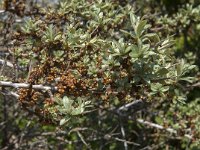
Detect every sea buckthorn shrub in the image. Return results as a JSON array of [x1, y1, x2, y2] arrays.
[[11, 0, 194, 124]]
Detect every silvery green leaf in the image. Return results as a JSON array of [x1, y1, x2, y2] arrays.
[[145, 51, 156, 57], [151, 83, 163, 92], [77, 97, 83, 106], [130, 12, 136, 28], [125, 46, 133, 54], [158, 39, 175, 51], [62, 96, 73, 109], [129, 45, 140, 58], [188, 65, 196, 70], [142, 44, 150, 52], [59, 108, 70, 114], [54, 34, 62, 41], [47, 24, 54, 41], [179, 77, 196, 83], [129, 50, 139, 58], [90, 37, 97, 44], [135, 20, 147, 37], [176, 60, 184, 76], [84, 101, 91, 105], [161, 86, 169, 92], [59, 118, 70, 126], [144, 33, 160, 43], [120, 29, 136, 38], [103, 18, 112, 23], [71, 107, 84, 115]]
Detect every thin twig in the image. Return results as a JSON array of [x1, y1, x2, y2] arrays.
[[77, 131, 91, 149], [137, 119, 193, 139], [117, 99, 144, 112], [120, 119, 128, 150], [25, 60, 33, 83], [7, 91, 19, 98], [113, 137, 140, 146], [189, 82, 200, 88]]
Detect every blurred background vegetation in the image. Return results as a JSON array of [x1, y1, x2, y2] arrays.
[[0, 0, 199, 149]]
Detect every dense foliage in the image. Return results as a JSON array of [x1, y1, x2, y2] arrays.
[[0, 0, 199, 149]]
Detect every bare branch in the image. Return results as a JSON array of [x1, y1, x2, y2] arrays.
[[190, 82, 200, 88], [0, 81, 57, 91], [0, 59, 14, 68], [120, 120, 128, 150], [8, 91, 19, 99], [118, 99, 145, 112], [117, 99, 146, 116], [113, 137, 140, 146], [0, 10, 5, 13], [77, 131, 92, 149], [137, 119, 193, 139]]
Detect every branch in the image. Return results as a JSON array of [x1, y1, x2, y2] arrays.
[[118, 100, 145, 111], [137, 119, 193, 139], [77, 131, 92, 150], [0, 56, 28, 71], [113, 137, 140, 146], [0, 59, 14, 68], [117, 99, 146, 115], [0, 88, 19, 99], [120, 119, 128, 150], [0, 81, 57, 91], [103, 134, 140, 146], [7, 91, 19, 99], [0, 10, 5, 13], [190, 82, 200, 88]]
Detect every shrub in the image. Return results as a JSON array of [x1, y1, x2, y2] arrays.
[[0, 0, 199, 149]]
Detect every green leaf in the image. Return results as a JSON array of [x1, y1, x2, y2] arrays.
[[158, 39, 175, 51], [142, 44, 150, 52], [161, 86, 169, 92], [54, 34, 62, 41], [144, 33, 160, 43], [125, 46, 133, 54], [62, 96, 73, 110], [120, 29, 135, 38], [84, 101, 91, 105], [155, 117, 163, 124], [53, 50, 64, 58], [47, 24, 54, 42], [129, 45, 140, 58], [179, 77, 196, 83], [71, 107, 84, 115], [151, 83, 163, 92], [135, 20, 147, 37], [59, 118, 70, 126], [188, 65, 196, 70], [156, 68, 169, 76], [176, 60, 184, 76], [130, 12, 136, 28], [99, 12, 103, 19]]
